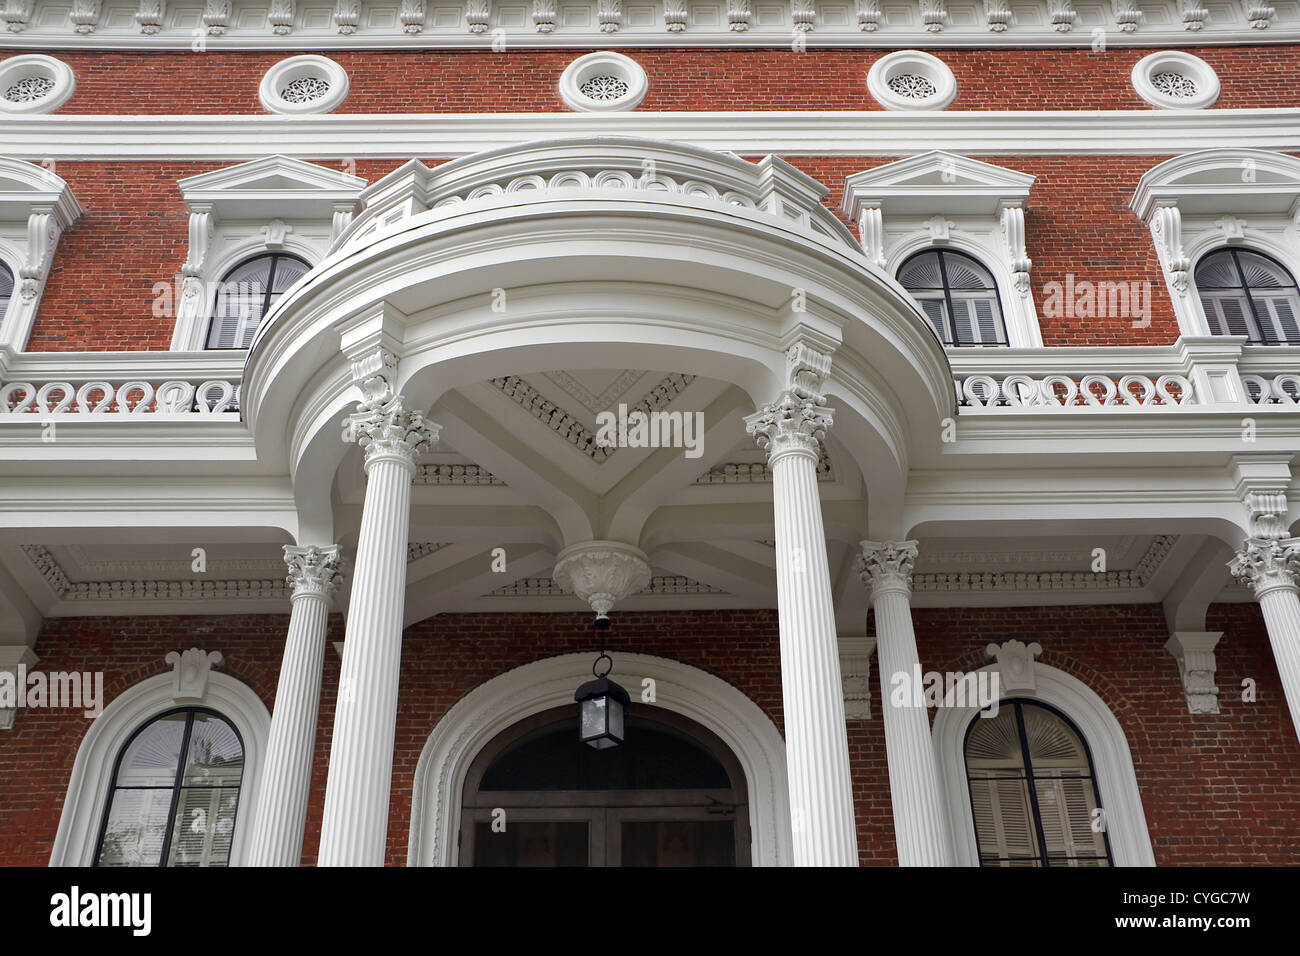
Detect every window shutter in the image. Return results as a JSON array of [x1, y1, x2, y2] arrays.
[[970, 775, 1038, 865]]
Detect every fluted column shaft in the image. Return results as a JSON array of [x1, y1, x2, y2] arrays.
[[247, 545, 341, 866], [318, 398, 436, 866], [1231, 537, 1300, 743], [859, 541, 955, 867], [746, 386, 857, 867]]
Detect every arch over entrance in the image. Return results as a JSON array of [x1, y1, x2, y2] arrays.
[[407, 652, 792, 866], [462, 706, 750, 866]]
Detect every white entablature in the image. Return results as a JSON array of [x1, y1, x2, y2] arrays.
[[0, 157, 81, 353], [169, 154, 367, 350], [842, 150, 1041, 347], [1131, 148, 1300, 341], [0, 0, 1287, 47]]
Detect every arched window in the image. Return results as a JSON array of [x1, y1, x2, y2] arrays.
[[206, 252, 310, 350], [963, 699, 1113, 867], [1195, 248, 1300, 344], [0, 261, 13, 319], [94, 707, 244, 867], [898, 249, 1008, 346], [461, 706, 750, 867]]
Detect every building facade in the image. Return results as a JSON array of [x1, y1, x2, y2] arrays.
[[0, 0, 1299, 867]]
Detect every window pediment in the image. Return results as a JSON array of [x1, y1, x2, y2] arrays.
[[178, 154, 367, 224], [1131, 148, 1300, 219], [842, 150, 1035, 220], [0, 157, 82, 351]]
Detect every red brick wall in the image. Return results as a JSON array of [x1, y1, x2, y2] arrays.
[[2, 46, 1297, 113], [28, 155, 1192, 350], [0, 602, 1293, 867]]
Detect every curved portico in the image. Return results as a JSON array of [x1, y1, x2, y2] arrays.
[[238, 134, 958, 867]]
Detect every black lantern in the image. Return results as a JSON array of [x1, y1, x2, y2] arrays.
[[574, 651, 630, 749]]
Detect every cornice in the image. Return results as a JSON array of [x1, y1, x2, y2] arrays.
[[912, 534, 1177, 592], [490, 573, 726, 596], [2, 110, 1299, 161], [0, 0, 1289, 48]]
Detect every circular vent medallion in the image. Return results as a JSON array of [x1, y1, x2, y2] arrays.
[[560, 52, 648, 112], [1131, 52, 1219, 109], [260, 55, 349, 114], [867, 51, 956, 111], [0, 55, 75, 114]]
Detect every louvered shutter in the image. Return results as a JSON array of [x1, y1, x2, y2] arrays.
[[970, 774, 1039, 865], [919, 296, 950, 343]]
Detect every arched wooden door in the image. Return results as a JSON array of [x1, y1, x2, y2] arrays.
[[460, 706, 751, 867]]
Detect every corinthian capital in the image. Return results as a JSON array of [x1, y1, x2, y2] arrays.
[[284, 544, 343, 599], [1229, 537, 1300, 597], [745, 392, 834, 461], [342, 397, 439, 470], [857, 539, 919, 598]]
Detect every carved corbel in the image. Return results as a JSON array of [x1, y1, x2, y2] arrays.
[[926, 215, 955, 243], [202, 0, 230, 34], [839, 637, 877, 720], [664, 0, 687, 30], [598, 0, 621, 31], [728, 0, 752, 30], [466, 0, 490, 31], [858, 203, 887, 269], [261, 219, 293, 249], [1164, 631, 1221, 714], [136, 0, 164, 34], [792, 0, 816, 31], [532, 0, 555, 31], [3, 0, 34, 32], [982, 0, 1010, 30], [920, 0, 946, 31], [1243, 0, 1273, 28], [855, 0, 881, 30], [1112, 0, 1140, 31], [19, 207, 55, 302], [69, 0, 101, 33], [268, 0, 294, 34], [333, 0, 359, 32], [1048, 0, 1075, 30], [1001, 203, 1032, 297], [1151, 203, 1190, 297], [1178, 0, 1207, 28], [400, 0, 425, 32]]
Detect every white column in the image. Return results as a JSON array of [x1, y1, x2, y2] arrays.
[[744, 350, 857, 867], [1230, 537, 1300, 743], [246, 545, 341, 867], [858, 541, 955, 867], [317, 398, 437, 866]]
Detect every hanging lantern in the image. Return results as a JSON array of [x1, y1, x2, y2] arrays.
[[574, 651, 630, 749]]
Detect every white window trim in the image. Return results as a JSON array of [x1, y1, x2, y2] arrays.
[[0, 157, 82, 353], [49, 669, 270, 867], [407, 652, 792, 866], [1132, 148, 1300, 341], [258, 54, 349, 115], [932, 659, 1157, 867], [1130, 50, 1221, 111], [558, 51, 648, 113], [843, 150, 1042, 348], [866, 50, 957, 112], [0, 54, 76, 115], [171, 154, 366, 350]]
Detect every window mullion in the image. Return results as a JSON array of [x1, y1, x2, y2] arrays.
[[1012, 701, 1053, 867], [157, 708, 194, 868]]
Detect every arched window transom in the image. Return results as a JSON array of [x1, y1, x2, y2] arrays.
[[94, 707, 245, 867], [207, 252, 310, 350], [1195, 248, 1300, 344], [899, 249, 1008, 346], [964, 699, 1113, 867]]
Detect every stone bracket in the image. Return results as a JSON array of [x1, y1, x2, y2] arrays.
[[1164, 630, 1222, 714]]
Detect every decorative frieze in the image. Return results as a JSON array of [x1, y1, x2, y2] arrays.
[[913, 535, 1176, 593], [407, 541, 453, 562], [1164, 631, 1221, 714], [414, 463, 505, 485], [694, 450, 833, 484], [492, 573, 724, 597]]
